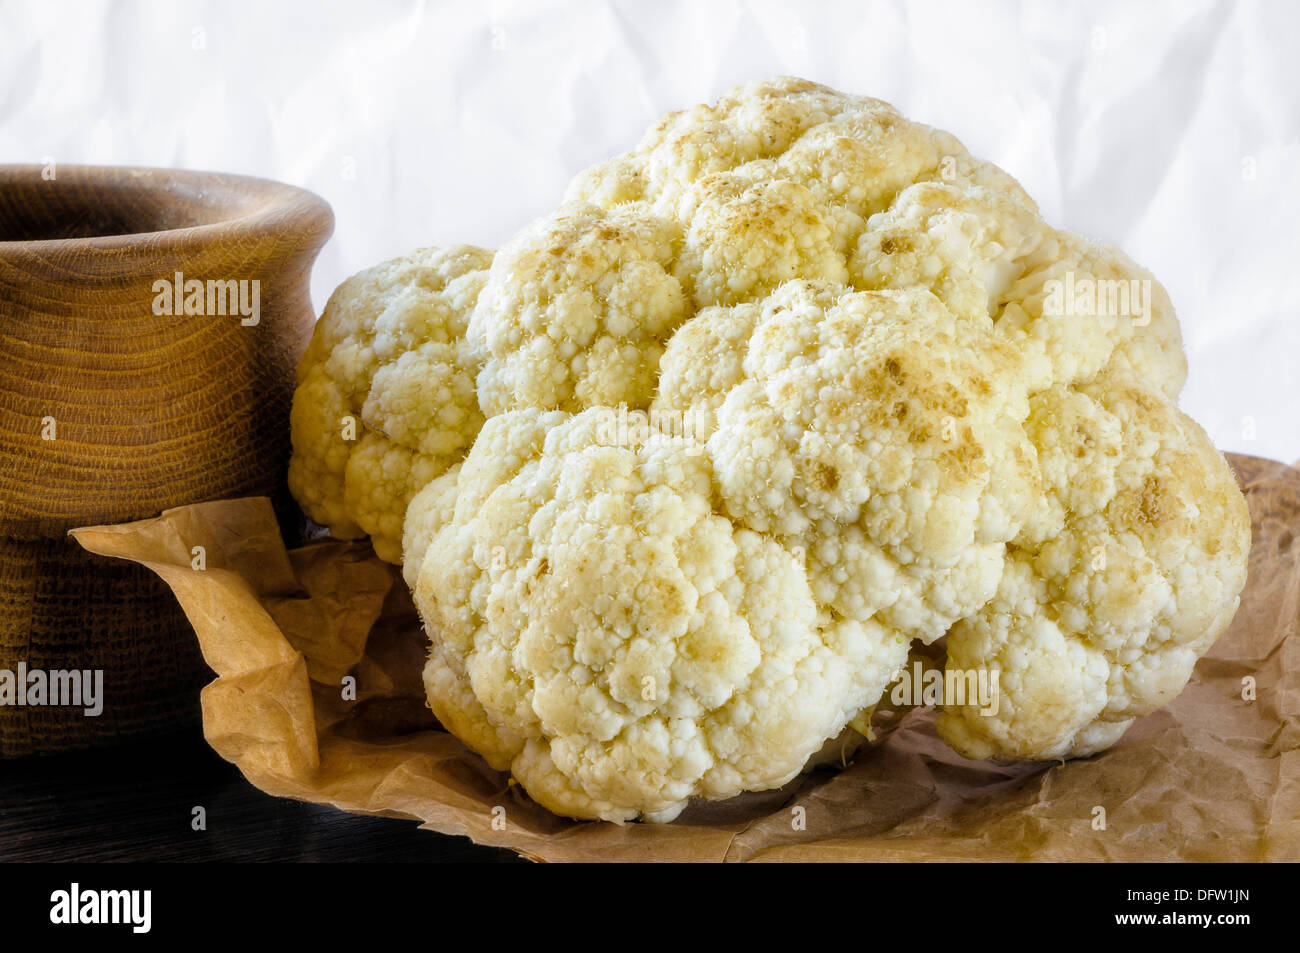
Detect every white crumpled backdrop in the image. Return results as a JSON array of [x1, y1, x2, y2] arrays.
[[2, 0, 1296, 461]]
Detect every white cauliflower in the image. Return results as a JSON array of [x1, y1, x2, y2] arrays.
[[293, 78, 1250, 822], [936, 378, 1249, 759], [288, 245, 493, 561], [405, 410, 909, 822]]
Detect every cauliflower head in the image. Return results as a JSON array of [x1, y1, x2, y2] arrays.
[[294, 77, 1249, 822], [288, 245, 493, 561]]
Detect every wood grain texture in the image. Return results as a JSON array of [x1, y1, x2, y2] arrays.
[[0, 165, 333, 755], [0, 724, 523, 861]]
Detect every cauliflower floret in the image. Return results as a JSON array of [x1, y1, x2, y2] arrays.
[[657, 280, 1043, 642], [410, 409, 910, 821], [854, 184, 1186, 398], [997, 231, 1186, 397], [851, 179, 1045, 319], [288, 245, 493, 561], [467, 204, 688, 416], [936, 378, 1250, 759]]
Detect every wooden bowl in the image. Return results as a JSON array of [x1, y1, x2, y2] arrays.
[[0, 165, 333, 755]]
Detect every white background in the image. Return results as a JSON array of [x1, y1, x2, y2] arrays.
[[2, 0, 1296, 461]]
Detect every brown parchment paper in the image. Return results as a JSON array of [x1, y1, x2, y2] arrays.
[[69, 453, 1299, 862]]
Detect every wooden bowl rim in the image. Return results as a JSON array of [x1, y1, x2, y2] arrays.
[[0, 163, 333, 254]]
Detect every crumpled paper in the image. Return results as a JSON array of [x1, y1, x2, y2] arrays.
[[9, 2, 1296, 462], [70, 453, 1299, 862]]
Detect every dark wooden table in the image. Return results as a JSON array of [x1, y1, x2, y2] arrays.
[[0, 724, 524, 862]]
